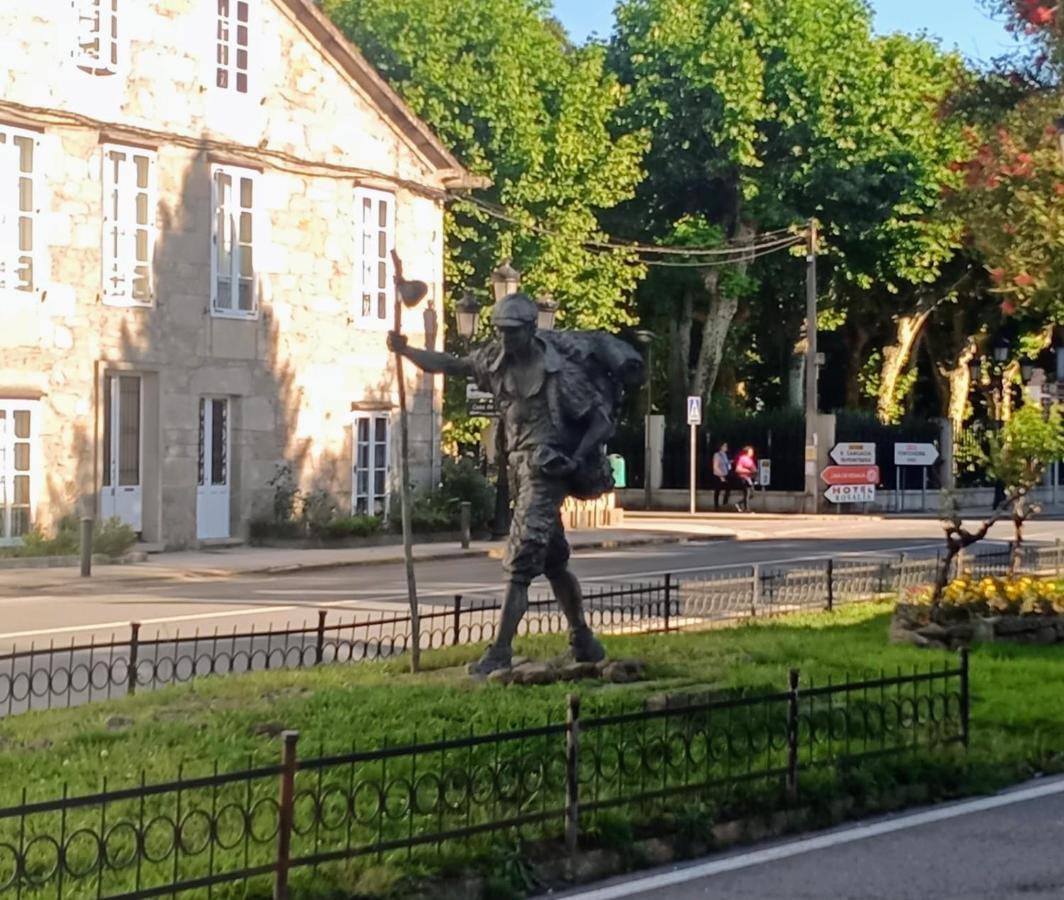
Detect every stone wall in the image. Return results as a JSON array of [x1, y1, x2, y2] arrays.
[[0, 0, 456, 547], [891, 603, 1064, 650]]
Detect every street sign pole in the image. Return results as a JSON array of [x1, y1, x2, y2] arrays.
[[922, 465, 927, 512], [686, 395, 702, 515], [803, 220, 819, 514], [689, 423, 696, 515]]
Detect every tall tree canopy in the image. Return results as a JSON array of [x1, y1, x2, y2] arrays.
[[607, 0, 966, 411], [323, 0, 648, 331]]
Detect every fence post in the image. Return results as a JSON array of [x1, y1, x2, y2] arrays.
[[959, 648, 970, 750], [751, 564, 761, 617], [1056, 538, 1062, 577], [896, 552, 907, 592], [315, 610, 327, 665], [825, 559, 834, 612], [452, 594, 462, 646], [80, 517, 94, 578], [786, 668, 800, 801], [459, 502, 471, 549], [127, 622, 141, 696], [663, 574, 672, 632], [274, 730, 300, 900], [565, 694, 581, 857]]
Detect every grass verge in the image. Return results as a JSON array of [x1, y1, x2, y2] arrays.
[[1, 601, 1063, 897]]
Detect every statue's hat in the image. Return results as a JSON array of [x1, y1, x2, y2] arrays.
[[491, 293, 538, 327]]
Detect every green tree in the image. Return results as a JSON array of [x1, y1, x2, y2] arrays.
[[608, 0, 966, 411]]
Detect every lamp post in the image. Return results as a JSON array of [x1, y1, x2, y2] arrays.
[[489, 260, 522, 540], [455, 291, 481, 341], [536, 294, 558, 332], [634, 329, 655, 511]]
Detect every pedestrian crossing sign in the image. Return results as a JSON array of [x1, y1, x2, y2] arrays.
[[687, 395, 702, 426]]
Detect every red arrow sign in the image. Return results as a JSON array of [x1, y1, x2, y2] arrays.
[[820, 465, 880, 486]]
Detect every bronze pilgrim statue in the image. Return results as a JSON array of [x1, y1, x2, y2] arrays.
[[388, 293, 644, 674]]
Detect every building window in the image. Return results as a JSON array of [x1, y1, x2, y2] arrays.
[[354, 188, 394, 321], [0, 400, 36, 544], [73, 0, 119, 75], [102, 145, 156, 306], [216, 0, 250, 94], [0, 126, 39, 296], [210, 165, 256, 317], [352, 413, 390, 516]]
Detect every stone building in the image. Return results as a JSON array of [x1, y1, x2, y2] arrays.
[[0, 0, 478, 547]]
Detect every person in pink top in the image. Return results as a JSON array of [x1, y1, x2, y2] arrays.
[[732, 445, 757, 512]]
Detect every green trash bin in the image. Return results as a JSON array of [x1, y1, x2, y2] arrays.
[[607, 453, 626, 489]]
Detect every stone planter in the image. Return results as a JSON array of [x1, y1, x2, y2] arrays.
[[891, 602, 1064, 650]]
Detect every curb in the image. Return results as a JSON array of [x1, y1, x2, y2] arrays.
[[0, 531, 736, 594]]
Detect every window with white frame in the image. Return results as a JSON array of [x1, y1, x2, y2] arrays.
[[72, 0, 119, 75], [352, 413, 390, 516], [211, 165, 256, 317], [354, 188, 394, 321], [102, 145, 155, 306], [0, 400, 36, 544], [0, 126, 39, 296], [216, 0, 251, 94]]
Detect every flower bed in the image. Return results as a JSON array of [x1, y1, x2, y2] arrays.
[[891, 575, 1064, 650]]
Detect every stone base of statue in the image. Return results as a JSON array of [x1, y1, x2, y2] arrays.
[[473, 655, 645, 687]]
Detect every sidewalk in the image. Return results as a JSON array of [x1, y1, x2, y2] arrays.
[[0, 520, 735, 594]]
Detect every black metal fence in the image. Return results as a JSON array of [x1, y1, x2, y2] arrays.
[[2, 544, 1058, 720], [0, 657, 968, 899]]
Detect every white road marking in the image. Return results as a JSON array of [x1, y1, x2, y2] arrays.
[[0, 605, 298, 641], [560, 777, 1064, 900]]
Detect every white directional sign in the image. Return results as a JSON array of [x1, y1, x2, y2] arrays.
[[824, 484, 875, 504], [830, 442, 876, 466], [687, 396, 702, 426], [893, 443, 939, 466]]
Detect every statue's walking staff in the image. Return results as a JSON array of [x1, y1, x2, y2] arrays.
[[389, 250, 428, 673]]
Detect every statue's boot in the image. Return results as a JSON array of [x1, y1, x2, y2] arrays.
[[549, 567, 606, 663], [469, 581, 528, 675]]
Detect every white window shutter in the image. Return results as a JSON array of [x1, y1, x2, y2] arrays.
[[0, 139, 19, 294]]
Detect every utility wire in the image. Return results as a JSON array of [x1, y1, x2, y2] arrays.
[[451, 194, 809, 265]]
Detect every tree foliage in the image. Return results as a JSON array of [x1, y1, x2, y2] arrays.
[[607, 0, 967, 404]]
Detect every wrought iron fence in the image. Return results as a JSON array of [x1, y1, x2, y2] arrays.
[[0, 544, 1057, 719], [0, 657, 968, 899]]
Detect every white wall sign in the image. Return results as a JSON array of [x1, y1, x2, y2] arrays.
[[893, 443, 939, 466], [830, 442, 876, 466], [824, 484, 875, 504]]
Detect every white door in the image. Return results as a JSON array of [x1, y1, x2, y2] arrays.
[[0, 402, 34, 545], [196, 397, 230, 539], [100, 374, 143, 532], [352, 413, 390, 517]]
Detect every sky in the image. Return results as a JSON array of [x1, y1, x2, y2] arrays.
[[550, 0, 1019, 63]]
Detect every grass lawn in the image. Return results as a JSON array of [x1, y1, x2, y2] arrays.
[[2, 600, 1063, 805]]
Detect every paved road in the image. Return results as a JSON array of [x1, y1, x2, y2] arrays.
[[2, 517, 1061, 649], [562, 776, 1064, 899]]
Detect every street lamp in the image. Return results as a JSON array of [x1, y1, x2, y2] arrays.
[[489, 260, 521, 539], [535, 294, 558, 332], [992, 334, 1010, 364], [492, 260, 521, 302], [455, 291, 481, 340], [634, 329, 655, 511]]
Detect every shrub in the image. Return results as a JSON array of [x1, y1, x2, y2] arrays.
[[92, 517, 138, 559], [322, 515, 382, 540], [907, 574, 1064, 616]]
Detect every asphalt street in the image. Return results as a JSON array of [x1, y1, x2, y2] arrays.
[[2, 517, 1062, 650], [560, 776, 1064, 900]]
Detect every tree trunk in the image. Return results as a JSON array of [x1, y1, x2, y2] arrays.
[[691, 224, 754, 404], [877, 308, 932, 423], [943, 338, 978, 437], [843, 323, 870, 409], [1010, 501, 1025, 575], [787, 338, 805, 409], [669, 289, 693, 422]]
